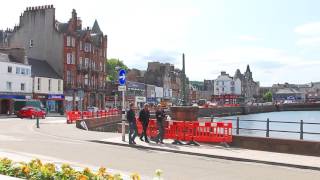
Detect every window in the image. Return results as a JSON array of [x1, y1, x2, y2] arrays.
[[79, 41, 83, 50], [37, 78, 41, 91], [72, 37, 75, 47], [79, 57, 83, 66], [84, 74, 88, 85], [66, 36, 71, 47], [6, 82, 12, 91], [21, 68, 25, 75], [222, 87, 224, 91], [29, 40, 34, 48], [67, 71, 71, 84], [67, 53, 72, 64], [7, 66, 12, 73], [21, 83, 25, 91], [26, 69, 30, 75], [100, 62, 102, 71], [84, 43, 89, 52], [16, 67, 20, 74], [85, 58, 89, 67], [231, 87, 235, 92], [222, 81, 224, 86], [72, 52, 75, 64], [48, 79, 51, 91], [58, 80, 61, 91]]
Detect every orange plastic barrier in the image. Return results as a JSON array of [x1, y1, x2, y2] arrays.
[[143, 119, 232, 144]]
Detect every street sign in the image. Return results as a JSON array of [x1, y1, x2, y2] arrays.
[[118, 85, 126, 91], [118, 69, 126, 85]]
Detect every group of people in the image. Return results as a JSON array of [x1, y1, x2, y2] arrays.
[[126, 103, 166, 145]]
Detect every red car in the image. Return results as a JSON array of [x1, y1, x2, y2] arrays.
[[17, 106, 46, 119]]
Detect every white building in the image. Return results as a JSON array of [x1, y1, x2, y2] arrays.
[[28, 58, 64, 114], [214, 71, 241, 95], [0, 53, 32, 114]]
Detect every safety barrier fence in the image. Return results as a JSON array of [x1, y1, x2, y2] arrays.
[[66, 109, 120, 124], [136, 119, 232, 144]]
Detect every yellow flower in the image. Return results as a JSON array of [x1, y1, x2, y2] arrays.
[[83, 167, 92, 174], [97, 167, 107, 176], [44, 163, 56, 173], [77, 174, 89, 180], [130, 172, 141, 180], [1, 157, 12, 166], [21, 165, 30, 175]]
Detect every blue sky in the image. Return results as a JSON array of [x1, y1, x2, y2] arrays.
[[1, 0, 320, 86]]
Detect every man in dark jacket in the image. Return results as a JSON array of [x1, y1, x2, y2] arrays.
[[139, 103, 150, 143], [155, 105, 166, 144], [127, 103, 137, 145]]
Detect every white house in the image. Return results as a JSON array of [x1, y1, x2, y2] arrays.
[[0, 53, 32, 114], [214, 71, 241, 95], [28, 58, 64, 114]]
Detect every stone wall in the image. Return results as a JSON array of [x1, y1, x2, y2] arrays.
[[230, 135, 320, 156]]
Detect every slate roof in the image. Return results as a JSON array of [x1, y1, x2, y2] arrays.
[[57, 23, 69, 33], [92, 20, 102, 34], [28, 58, 61, 79]]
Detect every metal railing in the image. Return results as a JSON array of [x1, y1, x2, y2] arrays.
[[202, 117, 320, 140]]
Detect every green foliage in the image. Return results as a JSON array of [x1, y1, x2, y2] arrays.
[[106, 58, 129, 82], [263, 91, 273, 102]]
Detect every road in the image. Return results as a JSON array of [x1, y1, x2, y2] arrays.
[[0, 117, 319, 180]]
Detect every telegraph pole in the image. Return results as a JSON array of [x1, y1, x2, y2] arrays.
[[182, 53, 187, 106]]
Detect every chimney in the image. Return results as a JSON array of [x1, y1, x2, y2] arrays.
[[77, 17, 82, 30]]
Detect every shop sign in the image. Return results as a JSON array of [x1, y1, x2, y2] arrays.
[[65, 96, 73, 101], [135, 96, 146, 102], [0, 95, 25, 99], [48, 94, 65, 100]]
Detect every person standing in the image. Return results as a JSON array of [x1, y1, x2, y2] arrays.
[[155, 105, 165, 144], [127, 103, 137, 145], [139, 103, 150, 143]]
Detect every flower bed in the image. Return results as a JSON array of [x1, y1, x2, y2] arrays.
[[0, 157, 163, 180]]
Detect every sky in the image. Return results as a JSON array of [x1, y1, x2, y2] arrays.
[[1, 0, 320, 86]]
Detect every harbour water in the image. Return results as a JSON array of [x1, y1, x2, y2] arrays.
[[202, 111, 320, 141]]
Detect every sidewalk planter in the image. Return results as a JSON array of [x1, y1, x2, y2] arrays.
[[0, 157, 141, 180]]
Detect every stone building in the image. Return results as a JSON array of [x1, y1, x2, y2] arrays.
[[143, 62, 186, 104], [234, 65, 260, 102], [6, 5, 107, 111]]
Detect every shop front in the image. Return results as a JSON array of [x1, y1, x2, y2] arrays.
[[33, 94, 64, 114], [0, 94, 26, 114]]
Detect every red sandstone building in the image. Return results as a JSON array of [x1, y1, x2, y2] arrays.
[[6, 5, 107, 111]]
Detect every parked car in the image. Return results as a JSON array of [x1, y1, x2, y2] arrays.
[[87, 106, 99, 112], [17, 106, 46, 119]]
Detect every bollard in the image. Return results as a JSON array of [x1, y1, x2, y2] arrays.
[[36, 117, 40, 128], [300, 120, 304, 140], [236, 117, 239, 135], [266, 118, 270, 137]]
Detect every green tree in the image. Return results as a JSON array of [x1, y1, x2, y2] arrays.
[[106, 58, 129, 82], [263, 91, 273, 102]]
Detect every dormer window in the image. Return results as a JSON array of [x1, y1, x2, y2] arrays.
[[29, 40, 34, 48]]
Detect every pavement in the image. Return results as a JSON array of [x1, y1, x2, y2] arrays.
[[96, 136, 320, 171], [0, 117, 320, 180]]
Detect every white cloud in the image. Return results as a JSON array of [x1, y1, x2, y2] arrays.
[[294, 22, 320, 36], [295, 22, 320, 47], [238, 35, 262, 41], [184, 46, 320, 86], [296, 37, 320, 46]]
